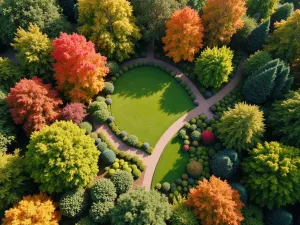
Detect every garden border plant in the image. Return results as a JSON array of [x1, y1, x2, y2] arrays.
[[106, 61, 199, 154]]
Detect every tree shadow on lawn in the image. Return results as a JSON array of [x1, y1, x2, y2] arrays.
[[114, 67, 167, 99], [152, 136, 190, 186], [159, 83, 192, 115]]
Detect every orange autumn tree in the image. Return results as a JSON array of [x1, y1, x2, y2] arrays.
[[202, 0, 246, 47], [2, 194, 61, 225], [185, 176, 244, 225], [162, 7, 204, 62], [51, 33, 109, 102], [6, 77, 62, 135]]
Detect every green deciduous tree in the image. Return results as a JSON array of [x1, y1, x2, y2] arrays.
[[269, 89, 300, 147], [0, 150, 28, 211], [171, 196, 198, 225], [110, 187, 172, 225], [216, 102, 265, 151], [0, 57, 23, 91], [0, 0, 61, 44], [242, 141, 300, 208], [246, 0, 280, 20], [242, 205, 264, 225], [25, 121, 100, 193], [265, 10, 300, 64], [78, 0, 141, 62], [270, 3, 294, 31], [11, 24, 53, 78], [195, 46, 233, 88], [247, 19, 270, 53], [244, 51, 273, 78], [130, 0, 185, 43]]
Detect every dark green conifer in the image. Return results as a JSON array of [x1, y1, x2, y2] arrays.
[[247, 19, 270, 53]]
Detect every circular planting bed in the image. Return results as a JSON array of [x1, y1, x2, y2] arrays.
[[110, 66, 194, 148]]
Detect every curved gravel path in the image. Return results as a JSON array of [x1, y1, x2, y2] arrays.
[[94, 48, 246, 190]]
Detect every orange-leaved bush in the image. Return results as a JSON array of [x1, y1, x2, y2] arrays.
[[2, 193, 61, 225], [185, 175, 244, 225], [51, 33, 109, 102], [162, 7, 204, 62], [202, 0, 246, 47], [6, 77, 62, 135]]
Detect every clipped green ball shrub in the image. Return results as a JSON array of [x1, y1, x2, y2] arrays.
[[100, 150, 116, 165], [93, 109, 110, 124], [107, 61, 119, 74], [79, 121, 93, 134], [89, 101, 107, 113], [186, 161, 203, 178], [264, 209, 293, 225], [162, 182, 171, 192], [111, 171, 134, 194], [89, 201, 114, 224], [91, 178, 117, 203], [127, 135, 138, 146], [242, 141, 300, 208], [103, 82, 114, 94], [191, 130, 201, 141], [59, 188, 89, 218]]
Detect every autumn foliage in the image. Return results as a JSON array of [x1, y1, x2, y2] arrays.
[[61, 103, 87, 124], [2, 194, 61, 225], [186, 176, 244, 225], [162, 7, 204, 62], [51, 33, 109, 102], [6, 77, 62, 135], [202, 0, 246, 46]]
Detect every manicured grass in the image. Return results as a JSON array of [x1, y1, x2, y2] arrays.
[[151, 135, 189, 188], [111, 66, 194, 147]]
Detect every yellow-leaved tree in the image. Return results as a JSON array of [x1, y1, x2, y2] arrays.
[[162, 7, 204, 62], [78, 0, 141, 62], [202, 0, 246, 47]]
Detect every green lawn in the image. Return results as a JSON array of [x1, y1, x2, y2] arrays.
[[111, 66, 194, 147], [151, 136, 190, 188]]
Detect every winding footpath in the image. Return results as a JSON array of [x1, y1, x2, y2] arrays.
[[95, 47, 246, 190]]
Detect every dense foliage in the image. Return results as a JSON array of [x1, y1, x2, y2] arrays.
[[61, 103, 87, 124], [111, 171, 134, 194], [0, 57, 23, 91], [43, 18, 73, 39], [90, 178, 117, 203], [162, 7, 204, 62], [242, 141, 300, 208], [266, 10, 300, 64], [59, 189, 89, 218], [51, 33, 109, 102], [269, 89, 300, 147], [11, 24, 53, 78], [130, 0, 186, 42], [6, 77, 62, 135], [246, 0, 280, 20], [202, 0, 246, 46], [89, 201, 114, 224], [217, 103, 265, 151], [244, 51, 273, 78], [270, 3, 294, 30], [186, 161, 203, 178], [241, 205, 264, 225], [25, 121, 100, 193], [186, 176, 244, 225], [0, 150, 28, 211], [110, 187, 172, 225], [264, 209, 293, 225], [0, 0, 61, 44], [78, 0, 141, 62], [2, 194, 61, 225], [171, 197, 198, 225], [195, 46, 233, 88], [247, 19, 270, 53]]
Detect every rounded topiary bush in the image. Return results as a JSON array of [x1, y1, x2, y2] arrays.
[[111, 171, 134, 194], [132, 168, 142, 179], [142, 142, 150, 150], [79, 121, 93, 134], [93, 109, 110, 124], [120, 131, 127, 138], [187, 161, 203, 178], [89, 101, 107, 113], [100, 150, 116, 165], [105, 98, 112, 105], [191, 130, 201, 141], [103, 82, 114, 94], [201, 130, 215, 144], [89, 201, 114, 224], [211, 149, 240, 179], [264, 209, 293, 225], [95, 96, 106, 102], [107, 61, 119, 75], [107, 116, 114, 123], [162, 182, 171, 192], [91, 178, 117, 203], [59, 188, 89, 218], [183, 145, 189, 151], [127, 135, 138, 146], [97, 142, 108, 152]]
